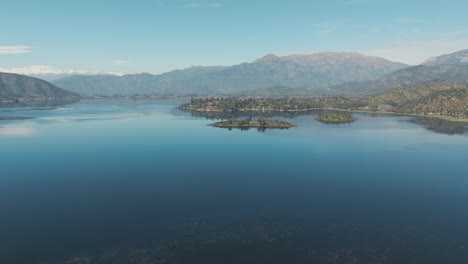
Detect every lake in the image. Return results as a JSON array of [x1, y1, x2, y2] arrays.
[[1, 99, 468, 264]]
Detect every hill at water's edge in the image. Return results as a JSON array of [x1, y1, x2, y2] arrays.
[[321, 65, 468, 96], [0, 72, 79, 102]]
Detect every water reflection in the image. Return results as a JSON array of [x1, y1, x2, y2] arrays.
[[0, 99, 80, 110], [183, 109, 468, 136], [215, 126, 291, 132], [1, 100, 467, 264], [0, 116, 35, 120], [408, 117, 468, 135]]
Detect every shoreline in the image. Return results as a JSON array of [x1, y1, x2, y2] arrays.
[[180, 106, 468, 123]]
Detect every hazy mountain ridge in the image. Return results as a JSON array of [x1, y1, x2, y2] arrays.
[[323, 64, 468, 96], [423, 49, 468, 66], [53, 66, 226, 95], [14, 49, 468, 99], [186, 52, 408, 94], [0, 72, 79, 102], [281, 52, 407, 82], [52, 52, 408, 95]]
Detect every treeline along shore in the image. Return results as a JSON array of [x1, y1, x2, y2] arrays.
[[178, 81, 468, 122]]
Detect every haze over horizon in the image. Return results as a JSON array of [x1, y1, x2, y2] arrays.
[[2, 0, 468, 75]]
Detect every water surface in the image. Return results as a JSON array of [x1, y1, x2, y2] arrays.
[[1, 100, 467, 264]]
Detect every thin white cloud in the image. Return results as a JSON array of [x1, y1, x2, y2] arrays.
[[364, 36, 468, 65], [370, 25, 382, 33], [0, 65, 125, 76], [112, 60, 129, 66], [0, 45, 32, 55], [152, 1, 166, 7], [316, 29, 333, 37], [313, 21, 336, 28], [392, 18, 426, 24], [313, 21, 381, 36], [339, 0, 392, 5], [183, 2, 222, 8]]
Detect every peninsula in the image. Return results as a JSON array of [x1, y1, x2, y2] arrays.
[[178, 81, 468, 123]]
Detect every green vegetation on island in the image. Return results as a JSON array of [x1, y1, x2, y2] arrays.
[[316, 113, 356, 123], [209, 119, 295, 129]]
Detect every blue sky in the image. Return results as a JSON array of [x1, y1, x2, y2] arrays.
[[1, 0, 468, 74]]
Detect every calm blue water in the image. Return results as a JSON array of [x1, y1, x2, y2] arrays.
[[1, 100, 467, 264]]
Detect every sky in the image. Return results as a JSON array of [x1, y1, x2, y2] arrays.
[[1, 0, 468, 74]]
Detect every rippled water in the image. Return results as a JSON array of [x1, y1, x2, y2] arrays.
[[1, 100, 467, 264]]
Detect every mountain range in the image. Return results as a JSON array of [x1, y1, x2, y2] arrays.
[[2, 49, 468, 99], [52, 52, 408, 95], [52, 66, 226, 95], [0, 72, 78, 102]]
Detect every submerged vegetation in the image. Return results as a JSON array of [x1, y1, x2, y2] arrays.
[[316, 113, 356, 123]]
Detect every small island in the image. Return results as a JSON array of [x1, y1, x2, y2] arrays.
[[316, 112, 356, 123], [209, 119, 296, 129]]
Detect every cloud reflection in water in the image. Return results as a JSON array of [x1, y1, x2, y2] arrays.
[[0, 127, 35, 136]]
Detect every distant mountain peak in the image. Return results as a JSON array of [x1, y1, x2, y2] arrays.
[[254, 54, 280, 63], [325, 64, 468, 96], [253, 52, 406, 67]]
